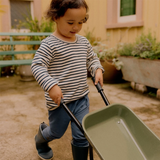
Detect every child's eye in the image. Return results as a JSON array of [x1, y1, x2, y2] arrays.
[[79, 22, 83, 24], [68, 22, 73, 25]]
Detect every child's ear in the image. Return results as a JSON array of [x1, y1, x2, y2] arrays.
[[53, 17, 57, 22], [83, 14, 89, 23]]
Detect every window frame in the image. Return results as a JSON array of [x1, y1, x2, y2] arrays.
[[1, 0, 42, 32], [118, 0, 136, 23], [106, 0, 143, 29]]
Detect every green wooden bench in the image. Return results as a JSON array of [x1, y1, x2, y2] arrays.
[[0, 32, 51, 76]]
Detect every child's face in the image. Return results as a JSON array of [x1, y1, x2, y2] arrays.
[[54, 7, 87, 41]]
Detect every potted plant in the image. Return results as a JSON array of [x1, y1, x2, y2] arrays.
[[118, 32, 160, 90], [93, 42, 123, 83], [15, 16, 55, 81]]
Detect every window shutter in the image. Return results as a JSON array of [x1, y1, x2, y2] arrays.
[[120, 0, 136, 16], [10, 0, 31, 29]]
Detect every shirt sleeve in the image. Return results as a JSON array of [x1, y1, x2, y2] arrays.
[[31, 41, 58, 92], [86, 41, 104, 77]]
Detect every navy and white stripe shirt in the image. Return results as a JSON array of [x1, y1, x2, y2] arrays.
[[31, 34, 103, 110]]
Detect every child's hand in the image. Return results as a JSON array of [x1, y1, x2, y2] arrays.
[[49, 85, 63, 106], [95, 68, 103, 87]]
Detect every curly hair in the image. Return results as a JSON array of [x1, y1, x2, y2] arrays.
[[46, 0, 89, 23]]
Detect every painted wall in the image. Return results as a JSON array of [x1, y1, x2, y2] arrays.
[[143, 0, 160, 41], [1, 0, 160, 48], [0, 0, 3, 32], [105, 0, 160, 47], [0, 0, 10, 32], [83, 0, 160, 47], [80, 0, 108, 42], [0, 14, 2, 33], [41, 0, 51, 17]]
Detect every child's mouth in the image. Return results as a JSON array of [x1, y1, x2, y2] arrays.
[[70, 31, 76, 34]]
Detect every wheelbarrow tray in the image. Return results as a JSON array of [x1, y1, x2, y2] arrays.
[[82, 103, 160, 160]]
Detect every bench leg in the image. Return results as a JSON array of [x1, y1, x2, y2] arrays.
[[0, 67, 1, 77]]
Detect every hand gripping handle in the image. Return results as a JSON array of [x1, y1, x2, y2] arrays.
[[92, 77, 110, 106]]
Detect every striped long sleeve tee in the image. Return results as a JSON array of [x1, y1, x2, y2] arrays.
[[31, 34, 104, 110]]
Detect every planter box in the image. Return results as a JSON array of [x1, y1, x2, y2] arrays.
[[119, 57, 160, 89]]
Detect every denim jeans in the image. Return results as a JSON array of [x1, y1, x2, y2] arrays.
[[42, 94, 89, 147]]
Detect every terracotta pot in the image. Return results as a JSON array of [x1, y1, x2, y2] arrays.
[[19, 65, 35, 81], [100, 60, 122, 83]]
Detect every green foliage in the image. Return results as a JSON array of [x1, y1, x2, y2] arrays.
[[118, 43, 134, 56], [119, 31, 160, 60], [23, 16, 55, 33], [92, 42, 108, 60], [83, 28, 101, 46], [83, 28, 96, 46], [14, 15, 56, 52], [132, 32, 154, 57], [15, 15, 55, 41], [148, 92, 157, 97], [83, 28, 123, 70], [0, 45, 12, 60], [92, 42, 123, 70], [92, 41, 119, 60]]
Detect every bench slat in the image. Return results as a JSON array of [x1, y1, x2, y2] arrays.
[[0, 50, 37, 55], [0, 32, 51, 76], [0, 41, 41, 45], [0, 59, 32, 67], [0, 32, 52, 36]]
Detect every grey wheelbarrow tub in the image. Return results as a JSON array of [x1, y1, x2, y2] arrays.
[[61, 78, 160, 160], [82, 103, 160, 160]]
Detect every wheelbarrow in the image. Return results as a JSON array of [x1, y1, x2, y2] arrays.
[[61, 78, 160, 160]]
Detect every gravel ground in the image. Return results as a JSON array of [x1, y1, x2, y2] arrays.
[[0, 76, 160, 160]]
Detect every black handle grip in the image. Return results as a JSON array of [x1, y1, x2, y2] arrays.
[[92, 77, 110, 106]]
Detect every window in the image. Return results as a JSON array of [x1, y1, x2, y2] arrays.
[[10, 0, 33, 29], [118, 0, 136, 23], [120, 0, 136, 16], [106, 0, 143, 29]]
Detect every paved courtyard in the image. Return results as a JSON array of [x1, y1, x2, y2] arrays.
[[0, 76, 160, 160]]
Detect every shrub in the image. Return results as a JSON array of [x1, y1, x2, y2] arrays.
[[119, 31, 160, 60]]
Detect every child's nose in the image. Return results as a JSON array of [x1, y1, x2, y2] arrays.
[[72, 25, 80, 31]]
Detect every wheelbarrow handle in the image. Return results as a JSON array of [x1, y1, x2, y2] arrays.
[[60, 99, 94, 160], [92, 77, 110, 106], [60, 77, 109, 160], [60, 99, 84, 134]]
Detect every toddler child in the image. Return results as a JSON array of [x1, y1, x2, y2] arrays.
[[31, 0, 104, 159]]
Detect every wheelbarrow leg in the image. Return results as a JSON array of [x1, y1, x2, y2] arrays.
[[89, 145, 94, 160]]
